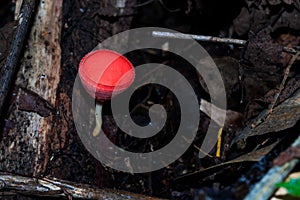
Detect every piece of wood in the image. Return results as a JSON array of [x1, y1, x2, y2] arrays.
[[0, 0, 63, 176], [0, 172, 164, 200]]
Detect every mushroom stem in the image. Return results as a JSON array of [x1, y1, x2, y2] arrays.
[[92, 102, 103, 137]]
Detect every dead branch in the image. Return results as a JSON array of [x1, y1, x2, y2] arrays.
[[0, 0, 37, 118], [0, 172, 164, 200]]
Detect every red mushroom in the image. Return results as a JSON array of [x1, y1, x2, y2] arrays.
[[79, 49, 135, 136]]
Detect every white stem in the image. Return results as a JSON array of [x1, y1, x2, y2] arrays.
[[92, 102, 102, 137]]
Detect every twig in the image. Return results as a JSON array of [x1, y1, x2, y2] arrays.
[[152, 31, 247, 45], [250, 51, 300, 129], [269, 51, 300, 113], [0, 172, 164, 199], [152, 31, 297, 54], [0, 0, 37, 118]]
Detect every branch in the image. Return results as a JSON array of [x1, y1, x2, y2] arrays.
[[0, 172, 164, 200], [0, 0, 37, 118], [152, 31, 246, 45]]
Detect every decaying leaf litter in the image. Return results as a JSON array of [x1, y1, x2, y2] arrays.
[[0, 0, 299, 199]]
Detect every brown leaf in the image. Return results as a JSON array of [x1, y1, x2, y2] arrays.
[[234, 89, 300, 146], [18, 87, 55, 117]]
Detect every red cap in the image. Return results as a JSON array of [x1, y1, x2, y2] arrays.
[[79, 49, 135, 100]]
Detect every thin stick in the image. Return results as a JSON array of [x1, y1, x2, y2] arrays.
[[152, 31, 247, 45], [152, 31, 297, 54], [0, 172, 164, 199], [249, 51, 300, 129], [0, 0, 37, 118], [269, 51, 300, 113]]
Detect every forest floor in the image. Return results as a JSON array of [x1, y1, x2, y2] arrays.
[[0, 0, 300, 199]]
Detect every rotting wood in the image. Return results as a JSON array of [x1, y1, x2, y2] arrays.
[[0, 0, 63, 177], [0, 172, 164, 200], [0, 0, 37, 119]]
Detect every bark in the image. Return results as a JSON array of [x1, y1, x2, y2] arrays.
[[0, 172, 164, 200], [0, 0, 63, 177]]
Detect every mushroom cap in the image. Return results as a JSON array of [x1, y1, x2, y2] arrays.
[[79, 49, 135, 100]]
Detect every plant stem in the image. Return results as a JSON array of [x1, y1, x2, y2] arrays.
[[92, 102, 103, 137]]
